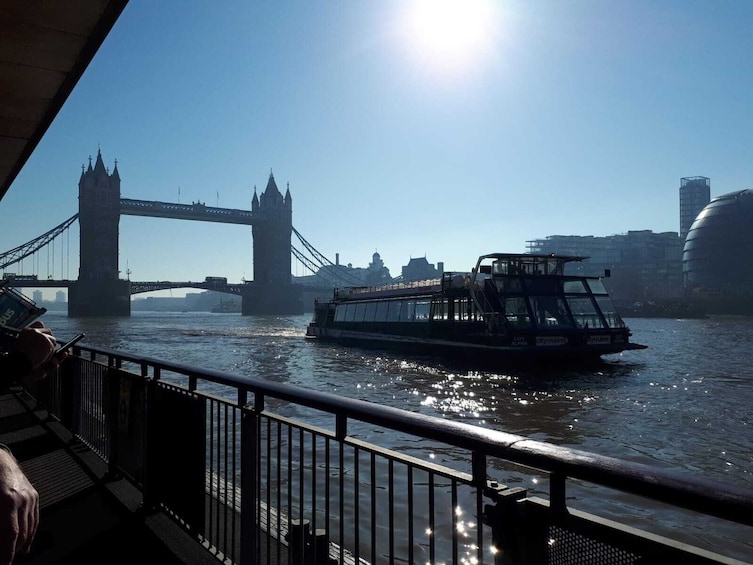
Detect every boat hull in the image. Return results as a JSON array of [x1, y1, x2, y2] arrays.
[[306, 325, 646, 366]]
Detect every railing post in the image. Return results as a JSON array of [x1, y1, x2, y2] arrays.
[[312, 528, 333, 565], [240, 400, 258, 565], [550, 472, 567, 515], [142, 378, 158, 511], [105, 368, 120, 477], [287, 519, 310, 565], [60, 356, 77, 434], [483, 482, 528, 565]]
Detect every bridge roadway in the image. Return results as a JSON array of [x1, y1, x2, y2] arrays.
[[3, 278, 249, 295], [4, 278, 334, 297]]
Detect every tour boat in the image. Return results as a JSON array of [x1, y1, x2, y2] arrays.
[[306, 253, 647, 364]]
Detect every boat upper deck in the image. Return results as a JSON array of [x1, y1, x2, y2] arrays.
[[333, 276, 445, 300], [331, 253, 594, 302], [476, 253, 588, 277]]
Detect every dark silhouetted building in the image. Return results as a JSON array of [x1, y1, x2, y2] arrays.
[[401, 257, 444, 282], [683, 189, 753, 312], [679, 176, 711, 242], [364, 251, 391, 285]]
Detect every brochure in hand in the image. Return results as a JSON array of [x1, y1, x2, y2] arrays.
[[0, 281, 47, 330]]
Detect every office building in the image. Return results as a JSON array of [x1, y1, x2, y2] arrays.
[[527, 231, 683, 301], [679, 176, 711, 242]]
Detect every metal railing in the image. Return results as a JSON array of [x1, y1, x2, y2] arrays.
[[31, 343, 753, 565]]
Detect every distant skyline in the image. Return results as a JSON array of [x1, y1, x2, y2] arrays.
[[2, 0, 753, 300]]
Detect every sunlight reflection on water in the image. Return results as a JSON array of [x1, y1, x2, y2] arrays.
[[39, 311, 753, 560]]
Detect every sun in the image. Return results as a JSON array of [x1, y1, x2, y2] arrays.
[[399, 0, 498, 74]]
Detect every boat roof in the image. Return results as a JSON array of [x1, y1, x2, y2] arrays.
[[477, 253, 589, 263]]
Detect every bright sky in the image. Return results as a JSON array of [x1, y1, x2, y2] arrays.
[[3, 0, 753, 299]]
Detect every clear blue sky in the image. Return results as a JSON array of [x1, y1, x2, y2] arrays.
[[3, 0, 753, 298]]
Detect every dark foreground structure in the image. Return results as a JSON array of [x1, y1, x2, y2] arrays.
[[1, 343, 751, 564]]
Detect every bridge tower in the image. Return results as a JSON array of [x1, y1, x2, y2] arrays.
[[69, 149, 130, 316], [246, 172, 302, 314]]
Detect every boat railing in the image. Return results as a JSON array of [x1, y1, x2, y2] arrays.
[[334, 277, 442, 299], [23, 343, 753, 565]]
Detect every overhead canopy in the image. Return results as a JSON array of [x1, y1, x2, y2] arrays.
[[0, 0, 129, 201]]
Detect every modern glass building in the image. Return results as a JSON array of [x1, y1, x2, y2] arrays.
[[679, 176, 711, 242], [682, 189, 753, 298]]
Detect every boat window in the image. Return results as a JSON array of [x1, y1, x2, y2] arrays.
[[454, 298, 471, 321], [415, 300, 431, 321], [523, 277, 558, 295], [363, 301, 377, 322], [504, 297, 531, 327], [353, 302, 366, 323], [335, 305, 347, 322], [374, 301, 389, 322], [529, 296, 574, 329], [431, 299, 447, 320], [595, 297, 626, 328], [566, 297, 606, 329], [545, 258, 562, 275], [492, 260, 508, 275], [345, 303, 356, 322], [562, 280, 588, 294], [399, 300, 415, 322], [385, 300, 401, 322], [586, 278, 609, 295], [495, 278, 522, 294]]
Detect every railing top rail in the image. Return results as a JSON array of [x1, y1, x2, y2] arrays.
[[78, 343, 753, 526]]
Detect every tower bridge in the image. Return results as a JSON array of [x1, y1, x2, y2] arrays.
[[71, 149, 296, 316], [0, 150, 354, 317]]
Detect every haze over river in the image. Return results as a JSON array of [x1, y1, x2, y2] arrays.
[[40, 311, 753, 560]]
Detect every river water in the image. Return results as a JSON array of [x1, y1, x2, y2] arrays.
[[38, 311, 753, 559]]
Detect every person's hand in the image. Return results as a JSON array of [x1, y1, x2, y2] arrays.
[[0, 449, 38, 564], [11, 323, 63, 384]]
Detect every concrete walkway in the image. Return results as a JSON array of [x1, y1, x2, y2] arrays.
[[0, 386, 217, 565]]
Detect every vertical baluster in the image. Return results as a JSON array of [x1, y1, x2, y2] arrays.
[[452, 480, 458, 564], [429, 473, 435, 564], [354, 445, 360, 563], [325, 436, 330, 562], [408, 466, 414, 565], [223, 402, 229, 557], [276, 420, 282, 565], [370, 451, 376, 565], [389, 458, 395, 562]]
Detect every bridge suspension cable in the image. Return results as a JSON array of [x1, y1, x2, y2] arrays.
[[0, 215, 371, 288], [291, 227, 365, 287], [0, 214, 78, 272]]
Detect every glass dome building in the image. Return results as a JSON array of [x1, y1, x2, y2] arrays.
[[683, 189, 753, 300]]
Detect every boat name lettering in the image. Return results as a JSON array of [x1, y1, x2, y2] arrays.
[[535, 336, 568, 347], [511, 337, 528, 346], [587, 335, 611, 345]]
